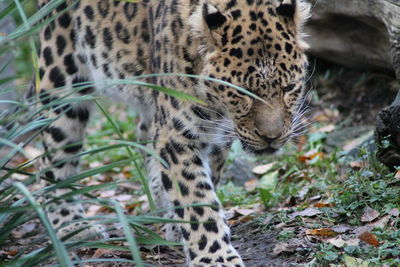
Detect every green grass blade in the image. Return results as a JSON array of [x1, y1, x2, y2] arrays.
[[125, 73, 267, 104], [53, 181, 122, 202], [49, 159, 131, 189], [111, 199, 144, 267], [105, 79, 207, 105]]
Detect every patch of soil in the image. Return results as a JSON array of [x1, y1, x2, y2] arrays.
[[141, 221, 306, 266], [231, 222, 300, 267]]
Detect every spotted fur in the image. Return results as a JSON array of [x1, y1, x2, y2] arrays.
[[36, 0, 310, 265]]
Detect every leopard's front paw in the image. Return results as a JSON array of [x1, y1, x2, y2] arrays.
[[58, 222, 108, 241], [189, 245, 244, 267]]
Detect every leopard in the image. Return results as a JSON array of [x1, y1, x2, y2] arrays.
[[35, 0, 311, 266]]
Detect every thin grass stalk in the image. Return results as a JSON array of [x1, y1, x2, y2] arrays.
[[112, 199, 144, 267], [109, 74, 267, 105]]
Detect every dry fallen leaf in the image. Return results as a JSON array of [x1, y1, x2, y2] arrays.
[[361, 207, 379, 222], [89, 161, 103, 169], [313, 108, 340, 123], [11, 173, 29, 181], [138, 194, 149, 212], [227, 219, 237, 225], [332, 225, 352, 233], [227, 215, 254, 226], [87, 205, 102, 217], [318, 124, 335, 133], [11, 223, 36, 239], [92, 248, 113, 258], [358, 231, 380, 247], [99, 190, 117, 198], [373, 215, 390, 229], [113, 194, 133, 202], [225, 209, 236, 220], [327, 236, 359, 248], [306, 228, 338, 237], [309, 195, 321, 201], [313, 202, 335, 208], [252, 163, 275, 175], [297, 186, 310, 200], [289, 208, 322, 219], [238, 215, 255, 223], [298, 149, 324, 162], [226, 204, 262, 221], [125, 202, 142, 212], [244, 179, 258, 191], [344, 256, 369, 267], [354, 215, 390, 235], [7, 250, 18, 256], [233, 208, 256, 216], [272, 238, 309, 256], [24, 146, 42, 160], [389, 208, 399, 217], [272, 242, 291, 256], [349, 161, 363, 170]]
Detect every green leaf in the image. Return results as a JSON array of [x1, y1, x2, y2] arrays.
[[323, 250, 338, 261], [257, 170, 279, 208], [258, 170, 279, 190], [343, 256, 370, 267]]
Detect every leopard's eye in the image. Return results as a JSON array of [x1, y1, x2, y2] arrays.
[[283, 84, 295, 92]]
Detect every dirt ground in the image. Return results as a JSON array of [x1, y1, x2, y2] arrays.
[[231, 223, 299, 267]]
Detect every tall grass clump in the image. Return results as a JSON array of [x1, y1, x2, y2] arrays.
[[0, 1, 180, 266]]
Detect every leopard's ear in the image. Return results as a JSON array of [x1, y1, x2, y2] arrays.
[[189, 2, 228, 48], [202, 3, 226, 30], [277, 0, 311, 49], [276, 0, 296, 18]]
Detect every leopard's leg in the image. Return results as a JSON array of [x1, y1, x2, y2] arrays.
[[149, 103, 244, 267], [36, 1, 106, 240], [136, 102, 154, 142], [147, 156, 182, 242], [155, 145, 231, 244], [209, 145, 230, 187]]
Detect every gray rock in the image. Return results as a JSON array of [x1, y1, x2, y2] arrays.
[[221, 158, 257, 186], [325, 126, 374, 152]]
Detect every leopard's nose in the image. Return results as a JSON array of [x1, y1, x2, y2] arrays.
[[261, 134, 281, 143], [255, 117, 284, 144], [255, 130, 281, 143]]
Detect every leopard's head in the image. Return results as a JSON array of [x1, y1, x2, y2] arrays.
[[191, 0, 311, 154]]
